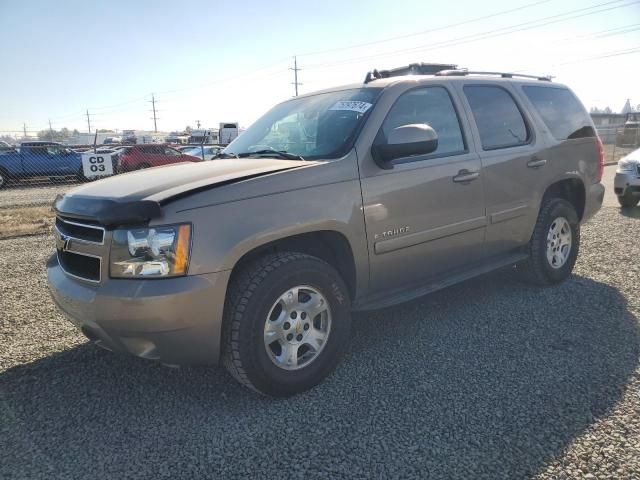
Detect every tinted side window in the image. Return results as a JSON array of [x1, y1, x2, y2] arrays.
[[464, 86, 529, 150], [522, 86, 595, 140], [381, 86, 465, 158]]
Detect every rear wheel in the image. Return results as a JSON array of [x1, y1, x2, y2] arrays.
[[137, 163, 151, 170], [0, 169, 8, 189], [223, 252, 351, 397], [519, 197, 580, 285], [618, 191, 639, 208]]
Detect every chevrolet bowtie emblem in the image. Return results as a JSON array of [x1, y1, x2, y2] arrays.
[[56, 232, 70, 252]]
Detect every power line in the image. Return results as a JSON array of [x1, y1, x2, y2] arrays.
[[290, 56, 302, 96], [297, 0, 555, 58], [305, 0, 638, 70]]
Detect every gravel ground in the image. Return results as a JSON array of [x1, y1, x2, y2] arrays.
[[1, 206, 639, 479], [0, 183, 72, 209]]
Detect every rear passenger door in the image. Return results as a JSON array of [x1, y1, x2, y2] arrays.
[[358, 85, 486, 297], [458, 83, 547, 257]]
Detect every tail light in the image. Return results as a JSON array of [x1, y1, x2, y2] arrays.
[[596, 136, 605, 182]]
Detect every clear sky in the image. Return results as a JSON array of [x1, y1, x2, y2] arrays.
[[0, 0, 638, 136]]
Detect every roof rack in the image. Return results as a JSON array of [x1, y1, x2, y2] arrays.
[[364, 63, 457, 83], [435, 69, 552, 81]]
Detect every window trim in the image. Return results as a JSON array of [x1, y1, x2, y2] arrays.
[[463, 84, 533, 152], [373, 84, 469, 166]]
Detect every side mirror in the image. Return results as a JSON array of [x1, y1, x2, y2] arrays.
[[372, 124, 438, 169]]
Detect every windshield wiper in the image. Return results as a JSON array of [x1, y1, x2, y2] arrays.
[[236, 149, 304, 160], [215, 152, 239, 159]]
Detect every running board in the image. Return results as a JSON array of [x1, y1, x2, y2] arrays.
[[353, 252, 528, 312]]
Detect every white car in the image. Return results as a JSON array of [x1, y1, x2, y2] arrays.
[[614, 147, 640, 207], [183, 145, 223, 161]]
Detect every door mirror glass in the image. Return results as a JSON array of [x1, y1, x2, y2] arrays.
[[372, 124, 438, 168]]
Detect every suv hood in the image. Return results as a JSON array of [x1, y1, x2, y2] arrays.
[[54, 159, 312, 225]]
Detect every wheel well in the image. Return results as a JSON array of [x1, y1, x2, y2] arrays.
[[543, 179, 586, 220], [231, 231, 357, 300]]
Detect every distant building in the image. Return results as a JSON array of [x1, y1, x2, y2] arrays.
[[590, 113, 626, 144]]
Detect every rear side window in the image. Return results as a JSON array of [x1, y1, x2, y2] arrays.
[[522, 86, 595, 140], [464, 86, 529, 150], [381, 86, 466, 158]]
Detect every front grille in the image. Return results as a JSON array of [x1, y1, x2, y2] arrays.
[[57, 250, 101, 282], [56, 217, 104, 244], [55, 216, 106, 282]]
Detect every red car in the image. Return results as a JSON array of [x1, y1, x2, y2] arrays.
[[116, 145, 201, 171]]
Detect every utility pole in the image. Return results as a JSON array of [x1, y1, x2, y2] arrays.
[[150, 94, 158, 133], [290, 56, 302, 97], [48, 119, 54, 139], [23, 123, 27, 138], [86, 109, 92, 133], [196, 119, 201, 129]]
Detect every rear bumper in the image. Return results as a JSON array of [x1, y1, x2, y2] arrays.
[[614, 171, 640, 196], [47, 254, 230, 365], [582, 182, 605, 222]]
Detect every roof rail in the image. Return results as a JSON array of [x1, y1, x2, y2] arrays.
[[364, 63, 457, 83], [435, 69, 552, 81]]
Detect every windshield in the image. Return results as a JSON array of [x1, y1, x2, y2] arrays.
[[224, 88, 382, 160]]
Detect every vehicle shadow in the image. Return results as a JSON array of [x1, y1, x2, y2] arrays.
[[1, 272, 638, 479], [618, 205, 640, 219]]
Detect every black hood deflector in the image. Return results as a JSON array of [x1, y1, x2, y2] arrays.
[[54, 194, 163, 226]]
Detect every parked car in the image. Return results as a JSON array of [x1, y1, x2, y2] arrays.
[[614, 147, 640, 207], [0, 140, 14, 153], [182, 145, 224, 160], [0, 141, 83, 187], [116, 144, 202, 171], [103, 136, 122, 145], [48, 63, 604, 396]]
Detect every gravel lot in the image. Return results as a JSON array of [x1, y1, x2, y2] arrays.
[[1, 206, 639, 479], [0, 183, 72, 209]]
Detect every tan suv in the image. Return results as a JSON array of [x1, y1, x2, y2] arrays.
[[48, 63, 605, 396]]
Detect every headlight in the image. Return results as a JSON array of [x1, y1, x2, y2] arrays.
[[110, 224, 191, 278], [618, 160, 636, 172]]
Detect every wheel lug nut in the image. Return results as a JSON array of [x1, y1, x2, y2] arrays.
[[286, 333, 294, 341], [290, 312, 297, 319], [296, 334, 303, 341], [301, 312, 307, 319], [283, 322, 291, 330], [304, 323, 309, 331]]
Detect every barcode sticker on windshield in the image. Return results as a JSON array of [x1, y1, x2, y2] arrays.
[[329, 101, 373, 114]]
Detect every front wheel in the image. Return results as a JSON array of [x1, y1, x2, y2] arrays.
[[618, 191, 639, 208], [0, 169, 8, 189], [222, 252, 351, 397], [519, 198, 580, 285]]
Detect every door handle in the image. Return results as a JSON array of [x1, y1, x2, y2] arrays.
[[527, 158, 547, 168], [453, 170, 480, 183]]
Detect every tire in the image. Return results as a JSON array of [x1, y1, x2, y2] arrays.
[[0, 168, 8, 189], [222, 252, 351, 397], [137, 163, 151, 170], [617, 191, 639, 208], [519, 197, 580, 286]]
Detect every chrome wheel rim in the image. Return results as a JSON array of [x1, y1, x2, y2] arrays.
[[546, 216, 572, 269], [263, 285, 332, 371]]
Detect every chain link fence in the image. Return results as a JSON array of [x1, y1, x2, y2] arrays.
[[0, 141, 225, 238], [1, 127, 638, 239]]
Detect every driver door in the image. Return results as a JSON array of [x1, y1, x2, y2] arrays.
[[358, 85, 487, 296]]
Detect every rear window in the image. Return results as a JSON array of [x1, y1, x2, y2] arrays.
[[464, 86, 530, 150], [522, 86, 595, 140]]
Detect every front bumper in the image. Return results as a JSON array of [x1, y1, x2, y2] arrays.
[[47, 254, 230, 365], [614, 170, 640, 197]]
